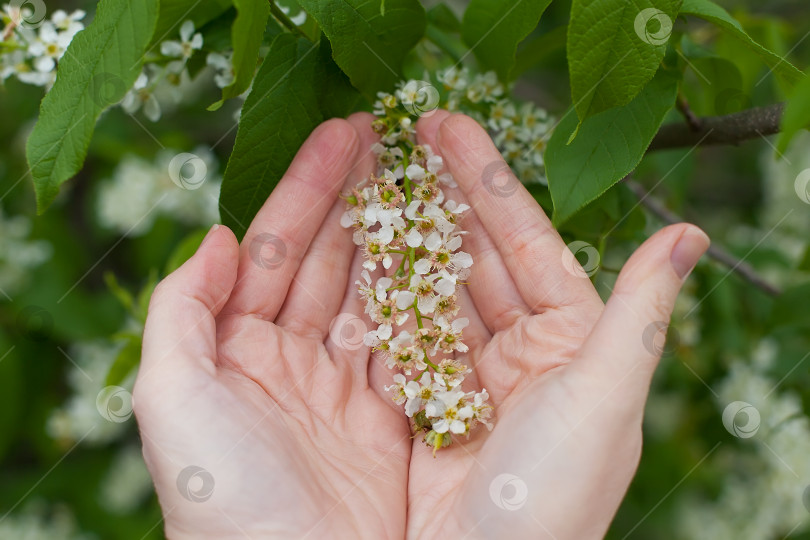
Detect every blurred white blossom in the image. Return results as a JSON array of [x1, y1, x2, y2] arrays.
[[96, 146, 221, 236], [0, 502, 91, 540], [98, 445, 154, 514], [0, 206, 51, 297], [678, 340, 810, 540], [46, 341, 132, 445]]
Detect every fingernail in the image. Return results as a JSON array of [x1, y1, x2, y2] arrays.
[[201, 224, 220, 247], [670, 227, 710, 279]]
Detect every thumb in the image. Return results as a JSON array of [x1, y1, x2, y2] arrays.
[[569, 223, 710, 409], [138, 224, 239, 381]]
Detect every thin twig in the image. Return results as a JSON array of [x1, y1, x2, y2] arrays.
[[269, 1, 309, 40], [624, 178, 782, 297], [649, 103, 785, 152]]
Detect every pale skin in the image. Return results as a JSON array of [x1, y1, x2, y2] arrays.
[[134, 111, 710, 539]]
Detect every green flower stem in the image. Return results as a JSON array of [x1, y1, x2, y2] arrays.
[[400, 146, 440, 374]]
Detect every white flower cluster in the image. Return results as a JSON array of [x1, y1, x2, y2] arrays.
[[678, 340, 810, 540], [342, 88, 493, 455], [0, 206, 51, 297], [46, 341, 132, 445], [0, 502, 92, 540], [0, 6, 85, 89], [96, 146, 221, 236], [437, 66, 554, 185], [121, 20, 204, 122]]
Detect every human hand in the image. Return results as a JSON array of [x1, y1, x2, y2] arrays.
[[401, 111, 710, 539], [133, 114, 414, 539]]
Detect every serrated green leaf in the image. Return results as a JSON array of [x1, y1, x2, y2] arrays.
[[547, 71, 679, 226], [461, 0, 553, 81], [26, 0, 159, 212], [213, 0, 269, 108], [680, 0, 803, 89], [296, 0, 426, 98], [219, 34, 362, 239], [568, 0, 680, 125], [777, 72, 810, 154], [151, 0, 233, 47]]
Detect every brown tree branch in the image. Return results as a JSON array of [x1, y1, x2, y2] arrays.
[[648, 103, 785, 152], [624, 179, 782, 297]]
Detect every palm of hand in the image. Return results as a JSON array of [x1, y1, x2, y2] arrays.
[[136, 111, 706, 540]]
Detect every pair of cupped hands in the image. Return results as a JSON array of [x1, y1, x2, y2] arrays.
[[133, 111, 709, 539]]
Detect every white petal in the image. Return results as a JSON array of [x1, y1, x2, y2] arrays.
[[432, 419, 450, 434], [406, 164, 425, 180], [452, 318, 470, 332], [180, 20, 195, 42], [405, 398, 422, 417], [375, 277, 393, 301], [434, 217, 455, 234], [190, 33, 203, 50], [405, 228, 423, 248], [450, 419, 467, 434], [427, 155, 443, 173], [160, 40, 184, 57], [396, 291, 416, 310], [143, 96, 161, 122], [424, 232, 442, 252], [446, 235, 462, 251], [413, 258, 431, 275], [376, 225, 394, 245], [382, 254, 393, 269], [405, 200, 421, 220], [452, 251, 473, 269], [377, 324, 393, 340], [418, 295, 439, 314], [340, 211, 355, 228], [434, 278, 455, 297], [363, 260, 377, 271]]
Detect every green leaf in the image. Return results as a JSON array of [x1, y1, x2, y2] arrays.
[[547, 71, 679, 226], [513, 25, 568, 79], [777, 73, 810, 154], [296, 0, 426, 98], [427, 4, 461, 33], [568, 0, 680, 125], [219, 34, 362, 239], [105, 336, 142, 387], [25, 0, 159, 212], [165, 229, 209, 275], [461, 0, 554, 81], [151, 0, 233, 46], [771, 282, 810, 330], [680, 0, 803, 89], [210, 0, 270, 109]]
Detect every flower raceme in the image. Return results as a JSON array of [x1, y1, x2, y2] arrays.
[[341, 86, 493, 455]]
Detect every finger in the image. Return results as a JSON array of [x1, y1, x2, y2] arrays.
[[138, 225, 240, 383], [569, 224, 709, 411], [275, 113, 378, 338], [415, 111, 527, 333], [437, 114, 602, 311], [223, 119, 360, 320]]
